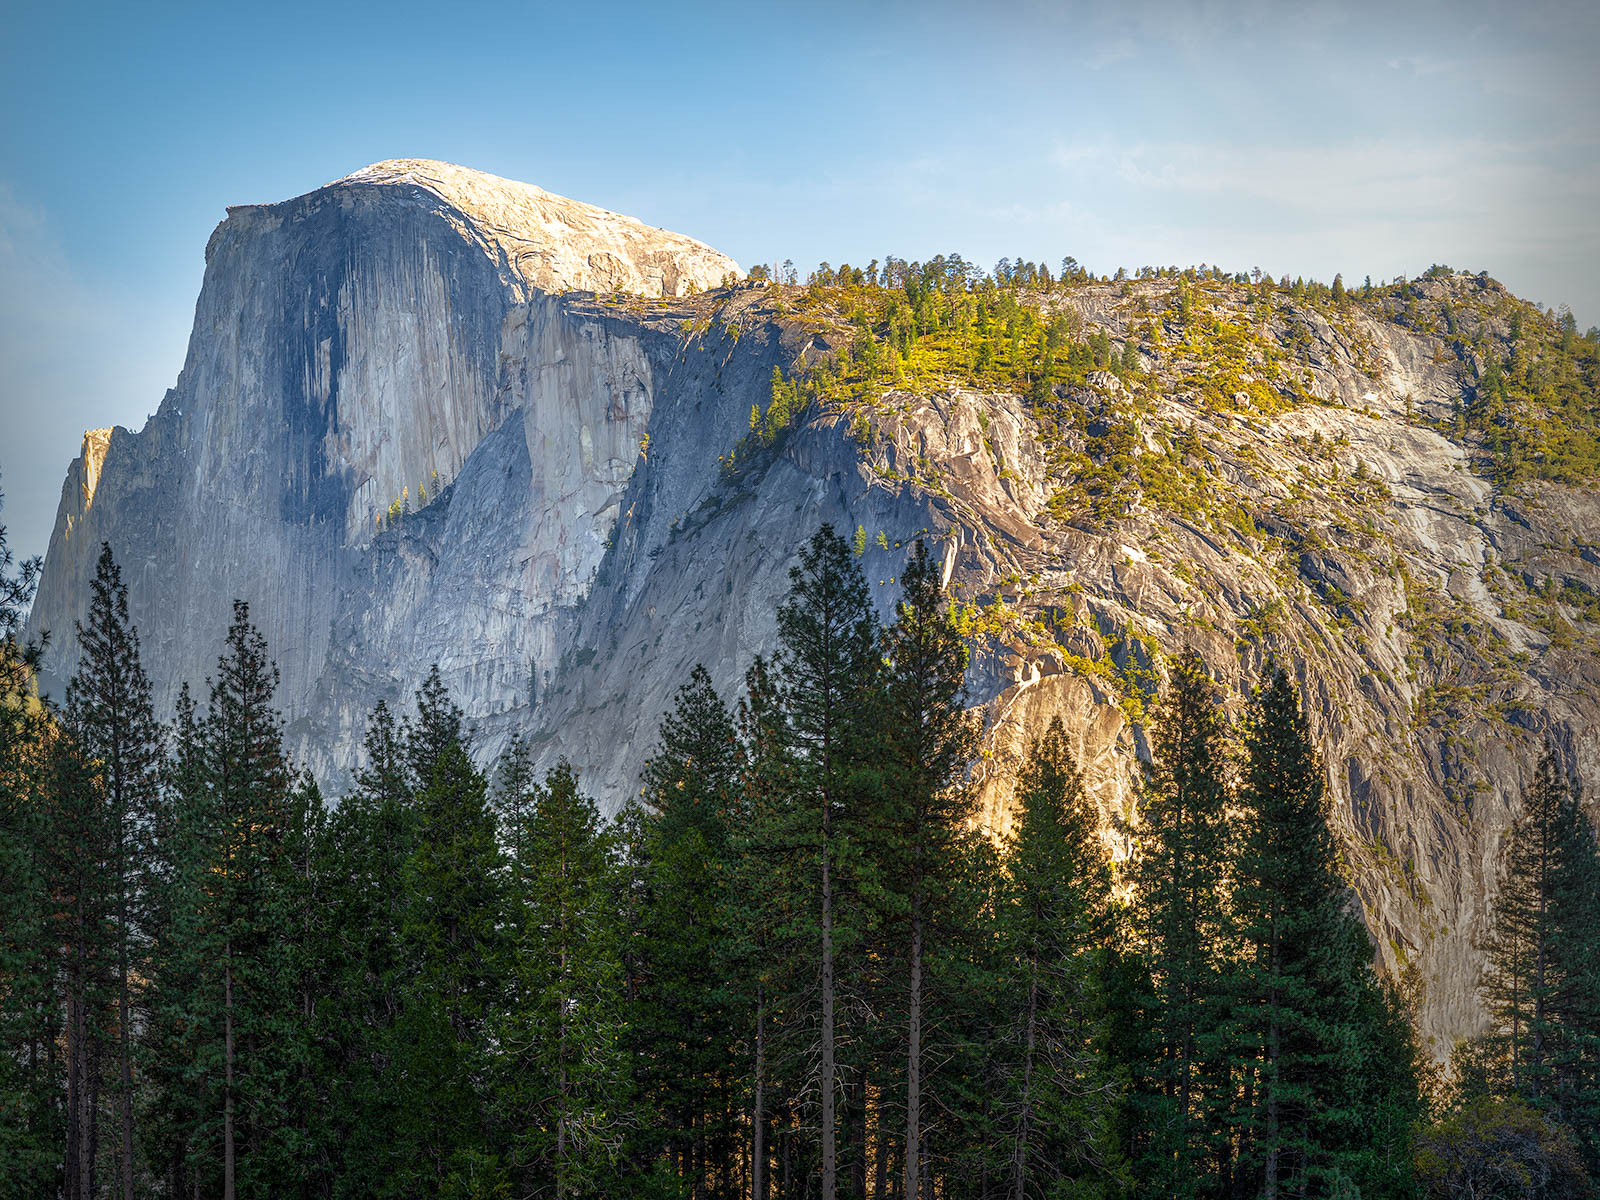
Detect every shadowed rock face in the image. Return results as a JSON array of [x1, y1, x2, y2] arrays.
[[26, 162, 1600, 1057]]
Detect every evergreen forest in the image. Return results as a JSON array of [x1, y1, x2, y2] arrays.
[[3, 498, 1598, 1200]]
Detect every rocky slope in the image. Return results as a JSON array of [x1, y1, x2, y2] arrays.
[[25, 162, 1600, 1057]]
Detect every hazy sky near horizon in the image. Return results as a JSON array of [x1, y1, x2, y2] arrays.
[[2, 0, 1597, 568]]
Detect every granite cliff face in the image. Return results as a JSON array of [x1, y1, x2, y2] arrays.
[[26, 162, 1600, 1057]]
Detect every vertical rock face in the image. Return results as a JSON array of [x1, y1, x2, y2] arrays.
[[25, 162, 1600, 1057]]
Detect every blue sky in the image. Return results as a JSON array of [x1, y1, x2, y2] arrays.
[[3, 0, 1597, 566]]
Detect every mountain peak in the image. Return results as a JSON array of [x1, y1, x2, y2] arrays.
[[317, 158, 740, 298]]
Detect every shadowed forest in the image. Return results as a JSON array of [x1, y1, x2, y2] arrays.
[[2, 499, 1598, 1200]]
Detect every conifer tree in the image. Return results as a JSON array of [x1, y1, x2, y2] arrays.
[[1483, 746, 1569, 1103], [770, 524, 883, 1200], [1482, 741, 1600, 1171], [201, 602, 295, 1199], [312, 699, 418, 1194], [1126, 653, 1234, 1198], [63, 543, 164, 1200], [629, 666, 743, 1200], [1548, 766, 1600, 1174], [726, 655, 793, 1200], [0, 484, 62, 1197], [880, 540, 978, 1200], [1230, 667, 1418, 1197], [498, 760, 629, 1199], [0, 681, 59, 1198], [145, 603, 295, 1198], [45, 722, 112, 1200], [491, 731, 537, 866], [143, 684, 211, 1197], [392, 671, 507, 1197], [993, 717, 1122, 1200]]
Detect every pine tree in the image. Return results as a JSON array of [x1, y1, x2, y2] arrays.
[[1484, 746, 1576, 1102], [62, 543, 164, 1200], [144, 603, 295, 1198], [1482, 741, 1600, 1172], [1230, 667, 1419, 1197], [143, 684, 210, 1198], [629, 666, 743, 1200], [726, 655, 793, 1200], [879, 540, 978, 1200], [491, 731, 537, 866], [0, 688, 60, 1199], [202, 602, 295, 1198], [0, 484, 62, 1198], [1126, 653, 1234, 1198], [498, 760, 629, 1199], [392, 671, 508, 1197], [312, 699, 418, 1195], [1549, 767, 1600, 1174], [770, 524, 883, 1200], [44, 721, 112, 1200], [993, 717, 1123, 1200]]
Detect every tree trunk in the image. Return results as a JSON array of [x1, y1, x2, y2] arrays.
[[873, 1085, 889, 1200], [905, 893, 924, 1200], [65, 990, 81, 1200], [120, 933, 135, 1200], [559, 922, 569, 1200], [822, 809, 837, 1200], [224, 952, 236, 1200], [852, 1076, 868, 1199], [754, 995, 767, 1200], [1264, 951, 1281, 1200], [1012, 954, 1038, 1200]]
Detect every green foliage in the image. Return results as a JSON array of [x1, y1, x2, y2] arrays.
[[1122, 654, 1235, 1197], [1474, 743, 1600, 1173], [624, 666, 743, 1199], [2, 508, 1591, 1199], [391, 673, 508, 1198], [1414, 1097, 1592, 1200], [497, 760, 626, 1200], [990, 717, 1126, 1197], [1230, 668, 1423, 1198]]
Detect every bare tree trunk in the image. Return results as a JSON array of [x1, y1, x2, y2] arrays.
[[1264, 941, 1281, 1200], [66, 990, 82, 1200], [849, 1076, 867, 1199], [873, 1088, 888, 1200], [822, 813, 836, 1200], [905, 892, 924, 1200], [120, 936, 136, 1200], [559, 926, 569, 1200], [1011, 961, 1038, 1200], [754, 994, 767, 1200], [224, 952, 236, 1200], [86, 1032, 103, 1200]]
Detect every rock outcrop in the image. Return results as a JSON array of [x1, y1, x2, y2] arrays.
[[25, 162, 1600, 1059]]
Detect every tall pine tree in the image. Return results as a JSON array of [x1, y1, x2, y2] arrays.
[[497, 760, 629, 1200], [880, 539, 978, 1200], [628, 665, 743, 1200], [391, 669, 508, 1198], [1126, 653, 1234, 1199], [62, 543, 164, 1200], [1230, 666, 1419, 1198], [770, 524, 883, 1200], [993, 716, 1123, 1200]]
